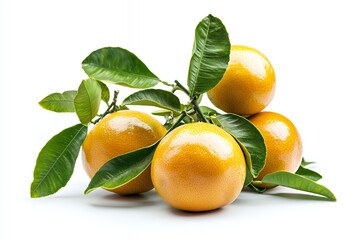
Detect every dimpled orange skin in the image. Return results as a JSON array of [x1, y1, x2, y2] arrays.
[[248, 112, 303, 188], [82, 110, 167, 195], [151, 122, 246, 212], [207, 45, 276, 116]]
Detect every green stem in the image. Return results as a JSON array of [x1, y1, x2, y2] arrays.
[[91, 90, 119, 125], [191, 96, 208, 123], [174, 80, 190, 96], [165, 111, 187, 133], [159, 79, 175, 87]]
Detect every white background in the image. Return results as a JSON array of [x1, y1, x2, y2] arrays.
[[1, 0, 360, 239]]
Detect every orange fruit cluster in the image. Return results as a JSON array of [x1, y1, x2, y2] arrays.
[[81, 45, 303, 212]]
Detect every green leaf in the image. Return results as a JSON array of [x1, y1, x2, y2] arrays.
[[122, 89, 181, 113], [31, 124, 88, 198], [74, 79, 101, 125], [261, 171, 336, 201], [152, 109, 173, 117], [84, 143, 157, 194], [82, 47, 159, 88], [296, 165, 322, 181], [217, 114, 266, 178], [39, 91, 77, 112], [187, 14, 230, 96], [244, 165, 253, 187], [301, 157, 315, 167], [200, 106, 219, 116], [97, 80, 110, 104]]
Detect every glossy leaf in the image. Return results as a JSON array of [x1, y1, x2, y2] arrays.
[[97, 80, 110, 104], [261, 171, 336, 201], [217, 114, 266, 178], [187, 14, 230, 96], [74, 79, 101, 125], [82, 47, 159, 88], [31, 124, 88, 198], [39, 91, 77, 112], [122, 89, 181, 112], [296, 165, 322, 181], [84, 143, 157, 194]]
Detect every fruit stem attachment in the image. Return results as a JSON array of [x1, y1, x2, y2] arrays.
[[91, 90, 120, 125]]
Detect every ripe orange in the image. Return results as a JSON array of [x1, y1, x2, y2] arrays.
[[207, 45, 276, 116], [151, 122, 246, 212], [248, 112, 303, 188], [82, 110, 167, 195]]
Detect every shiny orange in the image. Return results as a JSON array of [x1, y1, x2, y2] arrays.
[[151, 122, 246, 212], [82, 110, 167, 195], [207, 45, 276, 116], [248, 112, 303, 188]]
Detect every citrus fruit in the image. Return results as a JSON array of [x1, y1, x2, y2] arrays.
[[82, 110, 167, 195], [151, 122, 246, 212], [248, 112, 303, 188], [207, 45, 276, 116]]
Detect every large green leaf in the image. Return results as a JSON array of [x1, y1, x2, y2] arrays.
[[217, 114, 266, 178], [39, 91, 77, 112], [261, 171, 336, 201], [122, 89, 181, 113], [31, 124, 88, 198], [187, 14, 230, 96], [84, 143, 157, 194], [82, 47, 159, 88], [296, 165, 322, 181], [74, 79, 101, 125]]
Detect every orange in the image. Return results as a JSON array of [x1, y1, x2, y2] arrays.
[[207, 45, 276, 116], [248, 112, 303, 188], [151, 122, 246, 212], [82, 110, 167, 195]]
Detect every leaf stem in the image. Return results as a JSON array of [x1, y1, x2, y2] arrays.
[[159, 79, 175, 87], [166, 111, 187, 133], [191, 96, 208, 123], [174, 80, 190, 96], [91, 90, 119, 125]]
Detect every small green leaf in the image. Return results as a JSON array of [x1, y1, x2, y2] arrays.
[[217, 114, 266, 178], [97, 80, 110, 104], [84, 143, 157, 194], [122, 89, 181, 113], [187, 14, 230, 96], [82, 47, 159, 88], [200, 106, 219, 116], [39, 91, 77, 112], [261, 171, 336, 201], [152, 109, 173, 117], [301, 157, 315, 167], [31, 124, 88, 198], [74, 79, 101, 125], [296, 165, 322, 181]]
